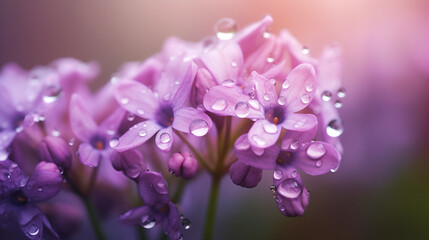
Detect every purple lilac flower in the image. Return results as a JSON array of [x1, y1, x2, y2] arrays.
[[0, 160, 62, 239], [120, 171, 181, 239], [113, 55, 213, 152], [69, 94, 125, 167]]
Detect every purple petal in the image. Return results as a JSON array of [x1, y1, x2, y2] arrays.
[[279, 63, 317, 113], [41, 215, 59, 240], [201, 41, 243, 84], [167, 152, 198, 179], [229, 160, 262, 188], [18, 205, 44, 240], [279, 30, 318, 68], [172, 107, 213, 135], [119, 57, 163, 87], [203, 85, 264, 118], [234, 134, 280, 170], [191, 67, 218, 106], [37, 136, 72, 170], [0, 160, 24, 197], [318, 44, 343, 91], [138, 171, 170, 206], [155, 127, 173, 152], [113, 149, 146, 179], [69, 94, 97, 142], [114, 120, 160, 152], [120, 205, 152, 225], [99, 107, 126, 134], [22, 161, 62, 202], [292, 141, 341, 176], [248, 119, 281, 148], [114, 80, 158, 119], [251, 71, 278, 108], [161, 202, 181, 240], [78, 143, 101, 167], [0, 130, 16, 150], [235, 15, 273, 57]]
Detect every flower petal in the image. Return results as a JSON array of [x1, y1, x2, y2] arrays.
[[120, 205, 152, 225], [251, 71, 278, 108], [229, 160, 262, 188], [279, 63, 317, 113], [234, 134, 280, 170], [235, 15, 273, 56], [161, 202, 181, 240], [172, 107, 213, 135], [69, 94, 97, 142], [99, 107, 126, 134], [0, 130, 16, 150], [155, 127, 173, 152], [78, 142, 101, 167], [0, 159, 25, 198], [114, 80, 158, 119], [203, 85, 264, 118], [18, 205, 44, 240], [114, 120, 160, 152], [138, 171, 170, 206], [22, 161, 62, 202], [279, 30, 318, 68], [292, 141, 341, 176], [248, 119, 281, 148]]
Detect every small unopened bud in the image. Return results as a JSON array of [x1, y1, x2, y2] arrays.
[[38, 136, 71, 171], [229, 160, 262, 188], [168, 152, 198, 179], [112, 149, 146, 179]]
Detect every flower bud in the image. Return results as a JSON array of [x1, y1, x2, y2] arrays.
[[167, 152, 197, 179], [112, 149, 146, 179], [229, 160, 262, 188], [38, 136, 71, 171]]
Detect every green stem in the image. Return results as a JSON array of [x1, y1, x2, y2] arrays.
[[175, 131, 212, 171], [218, 117, 232, 168], [202, 176, 221, 240], [172, 180, 186, 203], [83, 197, 107, 240]]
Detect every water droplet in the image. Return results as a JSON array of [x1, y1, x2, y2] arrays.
[[282, 79, 290, 89], [43, 85, 62, 103], [321, 91, 332, 101], [168, 168, 175, 176], [301, 93, 311, 104], [306, 143, 326, 159], [270, 185, 277, 193], [334, 100, 343, 108], [337, 87, 346, 98], [138, 129, 147, 137], [252, 135, 266, 147], [211, 99, 227, 111], [127, 113, 135, 121], [234, 102, 250, 118], [68, 138, 75, 146], [52, 130, 60, 137], [305, 82, 314, 92], [302, 46, 310, 55], [266, 55, 275, 63], [120, 97, 130, 105], [0, 151, 8, 161], [263, 32, 271, 39], [141, 215, 156, 229], [109, 138, 119, 148], [263, 94, 270, 101], [252, 146, 265, 156], [231, 61, 237, 67], [110, 75, 119, 84], [247, 99, 260, 109], [263, 122, 278, 134], [290, 140, 299, 150], [326, 119, 344, 137], [189, 119, 209, 137], [215, 18, 237, 40], [316, 160, 322, 167], [278, 96, 286, 105], [277, 178, 302, 199], [293, 118, 307, 128], [269, 79, 276, 85], [273, 169, 283, 180], [221, 79, 235, 87], [37, 187, 42, 192], [181, 218, 192, 230], [19, 177, 28, 187], [28, 225, 39, 236], [160, 133, 171, 143], [15, 125, 24, 133], [235, 137, 250, 150], [291, 170, 298, 178]]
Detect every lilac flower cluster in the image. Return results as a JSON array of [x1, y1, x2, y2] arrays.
[[0, 16, 344, 240]]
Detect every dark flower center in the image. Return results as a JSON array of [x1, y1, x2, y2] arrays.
[[265, 106, 286, 125], [11, 190, 28, 205], [276, 151, 293, 166], [154, 105, 174, 128], [13, 112, 26, 130], [90, 135, 107, 150]]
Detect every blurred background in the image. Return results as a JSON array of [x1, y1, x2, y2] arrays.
[[1, 0, 428, 239]]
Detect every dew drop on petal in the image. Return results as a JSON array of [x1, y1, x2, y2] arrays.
[[290, 140, 299, 150], [160, 133, 171, 143], [316, 160, 322, 167], [282, 79, 290, 89], [252, 135, 267, 147], [137, 108, 145, 116], [263, 32, 271, 39], [138, 129, 148, 137], [127, 112, 135, 121], [231, 61, 237, 67], [252, 146, 265, 156], [221, 79, 235, 87], [181, 218, 192, 230], [235, 137, 250, 150], [120, 97, 130, 105], [189, 119, 209, 137], [266, 55, 275, 63], [37, 187, 43, 192], [263, 94, 270, 101], [273, 169, 283, 180], [68, 138, 75, 146], [321, 91, 332, 101], [337, 87, 346, 98], [277, 178, 302, 199], [234, 101, 250, 118], [305, 82, 314, 92], [141, 215, 156, 229], [0, 150, 8, 161], [28, 225, 39, 236], [291, 170, 298, 178], [247, 99, 260, 109], [293, 118, 307, 128], [301, 93, 311, 104], [43, 85, 62, 104], [109, 138, 119, 148], [263, 122, 278, 134], [306, 143, 326, 159], [19, 177, 28, 187], [270, 185, 277, 193], [211, 99, 227, 111], [278, 96, 286, 105], [302, 46, 310, 55], [215, 18, 237, 40], [52, 130, 60, 137], [334, 100, 343, 108], [326, 119, 344, 137]]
